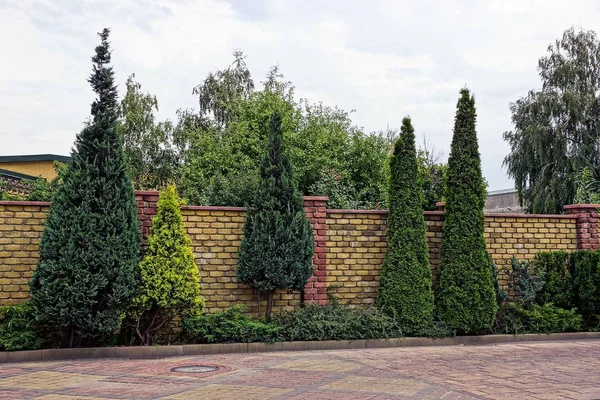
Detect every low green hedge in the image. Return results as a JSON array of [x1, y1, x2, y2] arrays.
[[0, 302, 44, 351]]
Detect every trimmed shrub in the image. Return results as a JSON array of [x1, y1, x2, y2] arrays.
[[130, 184, 204, 345], [30, 29, 140, 347], [570, 251, 600, 329], [495, 303, 582, 334], [0, 303, 44, 351], [437, 88, 497, 333], [532, 252, 573, 308], [505, 256, 545, 307], [181, 305, 280, 343], [377, 117, 433, 333], [237, 111, 314, 319], [272, 303, 403, 341]]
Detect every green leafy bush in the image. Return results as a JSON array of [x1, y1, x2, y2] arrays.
[[377, 117, 434, 333], [0, 303, 44, 351], [309, 168, 359, 210], [495, 303, 582, 334], [533, 252, 573, 308], [181, 305, 280, 343], [272, 303, 403, 341]]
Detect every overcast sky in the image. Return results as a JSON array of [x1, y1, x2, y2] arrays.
[[2, 0, 600, 190]]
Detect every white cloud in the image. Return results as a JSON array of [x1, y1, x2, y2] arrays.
[[1, 0, 600, 190]]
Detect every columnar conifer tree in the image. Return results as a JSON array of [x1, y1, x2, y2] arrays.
[[437, 88, 497, 333], [30, 29, 140, 347], [237, 111, 314, 319], [131, 184, 203, 345], [377, 117, 434, 333]]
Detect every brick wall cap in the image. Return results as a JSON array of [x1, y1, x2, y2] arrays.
[[326, 209, 389, 215], [181, 205, 247, 212], [485, 212, 576, 219], [134, 190, 161, 196], [435, 201, 445, 207], [0, 201, 51, 206], [564, 204, 600, 210], [303, 196, 329, 201]]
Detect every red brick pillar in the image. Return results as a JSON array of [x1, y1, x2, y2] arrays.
[[564, 204, 600, 250], [134, 190, 160, 242], [303, 196, 329, 305]]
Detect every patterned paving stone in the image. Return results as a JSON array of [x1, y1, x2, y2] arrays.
[[273, 358, 361, 372], [163, 384, 293, 399], [0, 340, 598, 399], [0, 371, 103, 391], [321, 376, 429, 396]]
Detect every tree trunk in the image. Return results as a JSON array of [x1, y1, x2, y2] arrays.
[[257, 290, 261, 317], [265, 291, 274, 321], [69, 326, 75, 348]]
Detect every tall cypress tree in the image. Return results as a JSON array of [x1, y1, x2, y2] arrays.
[[237, 111, 314, 319], [377, 117, 433, 333], [437, 88, 497, 334], [30, 29, 140, 347]]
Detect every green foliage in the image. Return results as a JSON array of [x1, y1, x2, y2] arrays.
[[503, 28, 600, 213], [574, 167, 600, 204], [505, 256, 545, 307], [272, 303, 403, 341], [131, 185, 204, 345], [193, 50, 254, 127], [181, 305, 280, 344], [237, 112, 314, 319], [0, 303, 44, 351], [416, 139, 447, 211], [570, 251, 600, 329], [532, 252, 573, 309], [25, 162, 67, 202], [179, 53, 444, 209], [119, 75, 182, 190], [377, 117, 434, 333], [30, 29, 140, 347], [494, 303, 582, 334], [308, 168, 359, 209], [437, 88, 498, 334]]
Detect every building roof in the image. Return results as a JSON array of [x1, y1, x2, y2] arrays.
[[487, 188, 517, 196], [0, 168, 38, 181], [0, 154, 71, 163]]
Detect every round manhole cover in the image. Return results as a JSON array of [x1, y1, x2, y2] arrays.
[[171, 365, 219, 373]]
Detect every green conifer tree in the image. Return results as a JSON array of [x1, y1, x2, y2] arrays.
[[30, 29, 140, 347], [377, 117, 434, 333], [131, 184, 203, 345], [437, 88, 497, 333], [237, 111, 314, 319]]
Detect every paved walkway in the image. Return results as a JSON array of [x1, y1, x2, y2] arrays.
[[0, 340, 599, 399]]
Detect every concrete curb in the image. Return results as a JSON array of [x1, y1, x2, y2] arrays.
[[1, 332, 599, 363]]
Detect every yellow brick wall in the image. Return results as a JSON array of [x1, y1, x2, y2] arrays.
[[0, 203, 49, 305], [181, 207, 301, 315], [484, 214, 578, 286], [325, 211, 578, 307], [0, 199, 580, 314]]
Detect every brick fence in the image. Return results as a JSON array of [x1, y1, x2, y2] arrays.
[[0, 193, 597, 315]]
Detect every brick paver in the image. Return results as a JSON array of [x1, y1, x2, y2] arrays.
[[0, 340, 599, 399]]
